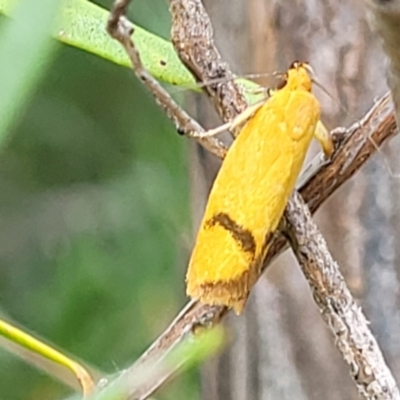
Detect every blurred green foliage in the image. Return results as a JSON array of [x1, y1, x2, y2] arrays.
[[0, 0, 62, 142], [0, 1, 196, 399], [0, 0, 197, 87]]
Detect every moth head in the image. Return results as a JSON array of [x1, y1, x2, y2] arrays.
[[286, 61, 313, 92]]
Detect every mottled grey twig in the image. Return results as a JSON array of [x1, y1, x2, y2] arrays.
[[284, 191, 400, 400], [168, 0, 248, 131]]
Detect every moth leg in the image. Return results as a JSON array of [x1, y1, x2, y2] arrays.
[[314, 120, 334, 158], [199, 101, 265, 138]]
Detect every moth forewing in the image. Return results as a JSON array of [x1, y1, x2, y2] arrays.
[[186, 62, 332, 314]]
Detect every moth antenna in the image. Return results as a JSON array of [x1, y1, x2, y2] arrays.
[[311, 77, 348, 116], [168, 75, 238, 93], [168, 72, 276, 94], [302, 63, 315, 78], [240, 72, 276, 80]]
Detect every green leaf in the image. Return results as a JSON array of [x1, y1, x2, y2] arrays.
[[0, 0, 262, 100], [0, 0, 64, 146], [59, 0, 197, 88], [59, 1, 262, 97], [0, 0, 197, 88], [0, 318, 94, 395]]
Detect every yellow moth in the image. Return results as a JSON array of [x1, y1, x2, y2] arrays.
[[186, 61, 334, 314]]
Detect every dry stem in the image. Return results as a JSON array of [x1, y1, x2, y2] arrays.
[[284, 191, 400, 399], [106, 0, 227, 159]]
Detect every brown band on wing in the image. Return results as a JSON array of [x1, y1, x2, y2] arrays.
[[189, 229, 275, 314], [206, 212, 256, 256]]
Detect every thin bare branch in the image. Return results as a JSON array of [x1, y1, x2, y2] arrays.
[[106, 0, 227, 159], [124, 301, 226, 400], [299, 92, 396, 211], [284, 191, 400, 399]]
